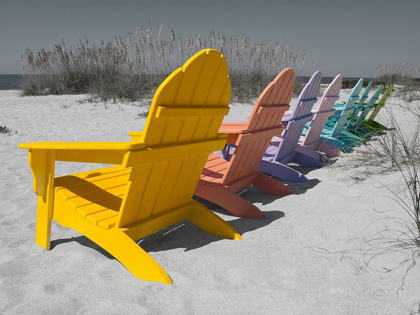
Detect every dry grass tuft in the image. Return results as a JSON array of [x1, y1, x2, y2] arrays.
[[375, 64, 420, 102], [329, 108, 420, 292], [0, 126, 12, 134]]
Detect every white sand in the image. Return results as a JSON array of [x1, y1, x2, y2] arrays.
[[0, 90, 419, 314]]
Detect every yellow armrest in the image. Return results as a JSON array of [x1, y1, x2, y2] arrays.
[[19, 141, 146, 165], [19, 141, 146, 150], [19, 141, 147, 197]]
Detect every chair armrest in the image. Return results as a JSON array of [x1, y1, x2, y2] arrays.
[[283, 110, 294, 116], [281, 115, 293, 125], [19, 141, 145, 150], [19, 141, 146, 198], [219, 122, 247, 132], [219, 122, 249, 144], [334, 103, 346, 110], [19, 141, 146, 164]]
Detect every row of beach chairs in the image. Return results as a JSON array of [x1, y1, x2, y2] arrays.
[[19, 49, 393, 284]]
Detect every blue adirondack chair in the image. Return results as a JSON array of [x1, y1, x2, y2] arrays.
[[317, 78, 365, 154], [257, 71, 322, 182]]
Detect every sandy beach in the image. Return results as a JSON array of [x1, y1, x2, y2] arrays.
[[1, 89, 419, 314]]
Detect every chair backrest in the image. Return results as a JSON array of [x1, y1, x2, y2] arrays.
[[274, 71, 321, 162], [302, 74, 342, 148], [356, 85, 383, 124], [347, 81, 372, 125], [115, 49, 231, 228], [330, 78, 363, 137], [368, 84, 394, 121], [358, 81, 373, 107], [221, 68, 294, 185], [243, 69, 295, 132]]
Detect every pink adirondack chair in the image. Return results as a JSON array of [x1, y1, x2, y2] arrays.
[[300, 74, 343, 157], [194, 68, 295, 220]]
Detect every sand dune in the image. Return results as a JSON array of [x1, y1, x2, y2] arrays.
[[0, 90, 419, 314]]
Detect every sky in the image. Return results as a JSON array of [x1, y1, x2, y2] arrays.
[[0, 0, 419, 77]]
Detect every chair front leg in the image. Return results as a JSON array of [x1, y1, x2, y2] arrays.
[[28, 149, 56, 250]]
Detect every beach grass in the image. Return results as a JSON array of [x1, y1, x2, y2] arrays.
[[335, 106, 420, 291], [21, 25, 307, 102]]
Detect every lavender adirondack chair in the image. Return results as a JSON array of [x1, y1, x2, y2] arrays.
[[257, 71, 322, 182], [300, 74, 343, 159]]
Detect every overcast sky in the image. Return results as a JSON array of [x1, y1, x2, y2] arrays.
[[1, 0, 419, 77]]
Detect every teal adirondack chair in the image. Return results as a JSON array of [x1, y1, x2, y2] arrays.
[[324, 79, 369, 129], [345, 81, 373, 128], [317, 78, 365, 155]]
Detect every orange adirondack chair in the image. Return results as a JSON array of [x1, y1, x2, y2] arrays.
[[19, 49, 240, 284], [194, 68, 295, 220]]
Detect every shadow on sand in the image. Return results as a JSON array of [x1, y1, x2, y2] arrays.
[[50, 170, 322, 260], [50, 209, 285, 260]]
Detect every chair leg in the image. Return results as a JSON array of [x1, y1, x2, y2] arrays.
[[339, 130, 366, 143], [194, 183, 265, 220], [316, 140, 344, 158], [53, 204, 173, 284], [188, 200, 241, 240], [293, 151, 325, 168], [362, 119, 388, 133], [35, 195, 53, 250], [107, 230, 173, 284], [354, 121, 387, 139], [321, 137, 350, 153], [293, 146, 327, 168], [253, 172, 293, 195], [33, 150, 55, 251], [334, 133, 363, 152], [258, 159, 308, 182]]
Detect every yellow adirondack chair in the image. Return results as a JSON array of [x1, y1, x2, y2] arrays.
[[19, 49, 241, 284]]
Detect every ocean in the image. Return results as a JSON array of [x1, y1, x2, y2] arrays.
[[0, 74, 368, 91], [0, 75, 24, 90]]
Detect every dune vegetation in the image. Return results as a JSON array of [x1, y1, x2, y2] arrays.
[[21, 25, 306, 102]]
